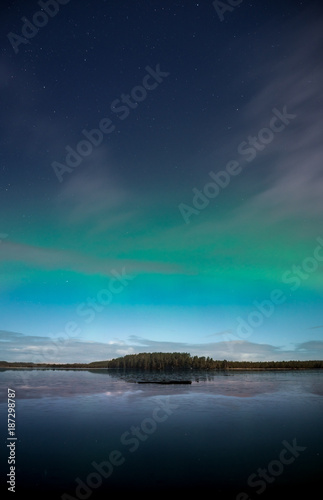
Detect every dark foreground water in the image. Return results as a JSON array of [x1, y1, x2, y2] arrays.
[[1, 369, 322, 498]]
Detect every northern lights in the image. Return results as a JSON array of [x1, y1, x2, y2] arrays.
[[1, 1, 323, 363]]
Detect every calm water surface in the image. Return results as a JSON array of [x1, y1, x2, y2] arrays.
[[0, 369, 322, 497]]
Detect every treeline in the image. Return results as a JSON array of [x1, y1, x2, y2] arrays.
[[91, 352, 200, 370], [1, 353, 323, 370], [0, 361, 89, 369], [223, 359, 323, 370], [88, 353, 323, 371]]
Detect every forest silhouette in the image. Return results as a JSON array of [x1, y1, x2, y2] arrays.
[[2, 352, 322, 370]]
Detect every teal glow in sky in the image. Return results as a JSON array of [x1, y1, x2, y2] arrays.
[[1, 1, 323, 363]]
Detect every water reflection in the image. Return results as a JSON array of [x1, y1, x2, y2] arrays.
[[1, 368, 322, 402], [0, 369, 322, 496]]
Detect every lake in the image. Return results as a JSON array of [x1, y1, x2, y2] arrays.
[[1, 369, 322, 498]]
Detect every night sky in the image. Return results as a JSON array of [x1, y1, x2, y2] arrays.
[[1, 0, 323, 363]]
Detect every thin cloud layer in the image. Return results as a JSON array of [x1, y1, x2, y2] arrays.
[[1, 330, 322, 364], [204, 14, 323, 230], [0, 239, 187, 277]]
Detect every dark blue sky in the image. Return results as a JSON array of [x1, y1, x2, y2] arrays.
[[2, 0, 315, 191]]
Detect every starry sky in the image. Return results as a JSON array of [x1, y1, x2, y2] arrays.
[[1, 0, 323, 363]]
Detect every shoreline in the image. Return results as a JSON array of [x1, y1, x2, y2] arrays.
[[1, 366, 323, 371]]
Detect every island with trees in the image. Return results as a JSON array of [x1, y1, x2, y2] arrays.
[[1, 352, 323, 370]]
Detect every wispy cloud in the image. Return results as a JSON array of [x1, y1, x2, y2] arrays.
[[204, 329, 233, 339], [295, 340, 323, 354], [0, 330, 135, 364], [2, 330, 323, 364], [56, 149, 129, 222], [0, 238, 187, 277], [201, 13, 323, 232]]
